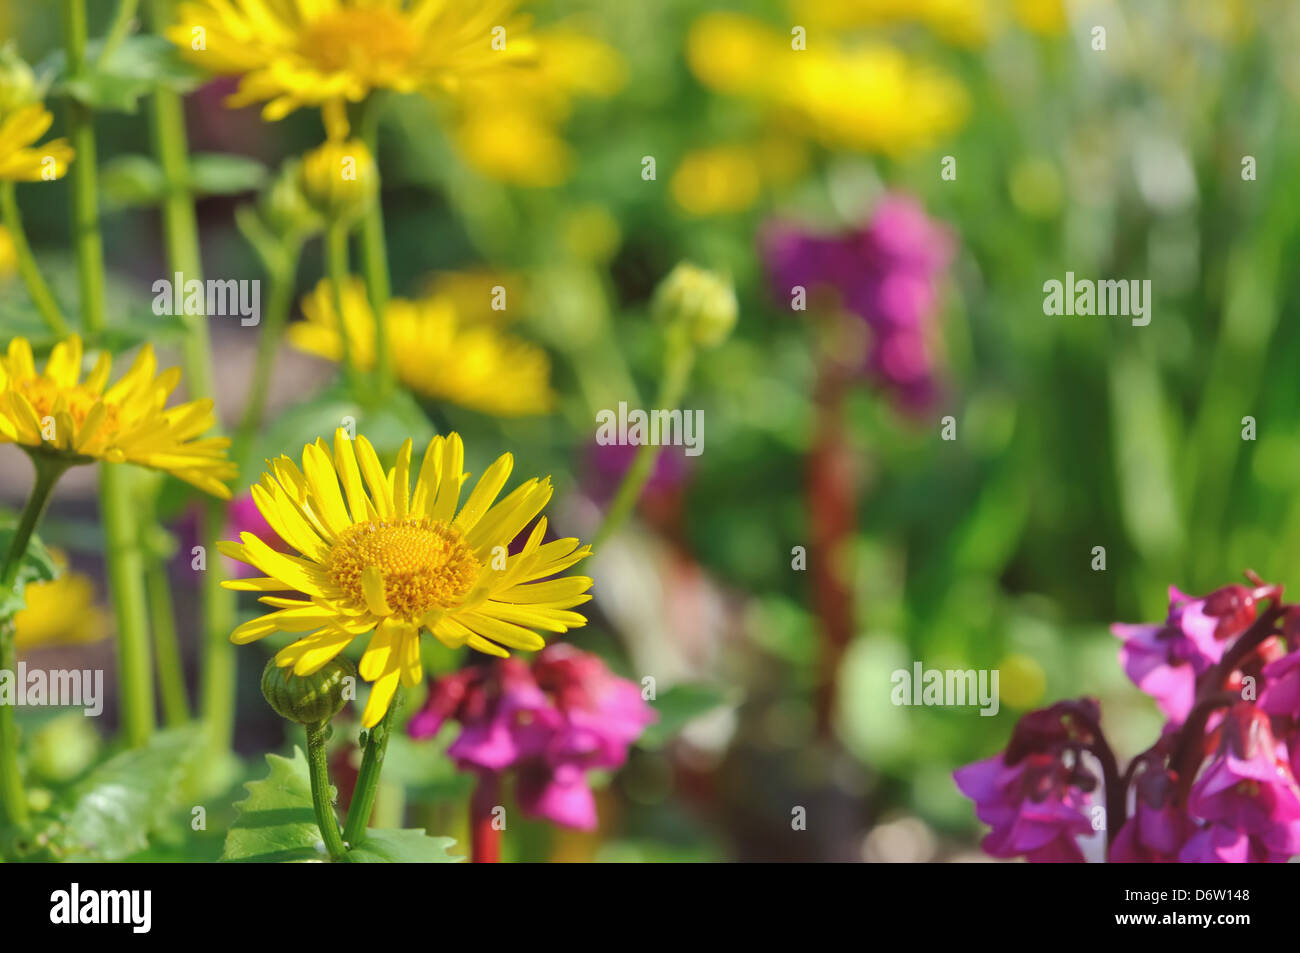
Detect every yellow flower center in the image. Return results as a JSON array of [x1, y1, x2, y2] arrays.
[[17, 378, 120, 441], [326, 518, 480, 620], [301, 10, 418, 77]]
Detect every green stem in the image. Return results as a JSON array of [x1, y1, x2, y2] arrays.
[[145, 557, 190, 726], [97, 0, 141, 66], [62, 0, 105, 335], [342, 702, 396, 846], [326, 222, 362, 392], [0, 456, 69, 832], [100, 464, 154, 746], [0, 617, 26, 831], [305, 723, 350, 862], [234, 240, 301, 458], [592, 330, 696, 548], [147, 0, 236, 767], [0, 183, 68, 335], [355, 96, 392, 396]]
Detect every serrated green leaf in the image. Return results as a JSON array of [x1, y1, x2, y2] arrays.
[[0, 526, 59, 619], [221, 748, 328, 863], [46, 725, 202, 860], [189, 153, 268, 197], [349, 828, 462, 863]]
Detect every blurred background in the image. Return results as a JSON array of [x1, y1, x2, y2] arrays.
[[5, 0, 1300, 861]]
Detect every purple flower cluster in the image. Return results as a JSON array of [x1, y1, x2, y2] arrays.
[[956, 577, 1300, 862], [409, 644, 657, 831], [760, 193, 954, 411]]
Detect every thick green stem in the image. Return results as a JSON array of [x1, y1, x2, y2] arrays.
[[305, 723, 350, 862], [592, 330, 696, 548], [355, 97, 392, 396], [145, 557, 190, 726], [62, 0, 105, 335], [100, 464, 154, 746], [0, 183, 68, 335], [147, 0, 236, 766], [0, 454, 71, 831], [342, 702, 396, 845]]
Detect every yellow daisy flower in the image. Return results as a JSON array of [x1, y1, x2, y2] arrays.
[[15, 550, 109, 651], [0, 335, 235, 497], [219, 428, 594, 727], [289, 278, 555, 417], [0, 224, 16, 278], [168, 0, 537, 129], [0, 104, 72, 181]]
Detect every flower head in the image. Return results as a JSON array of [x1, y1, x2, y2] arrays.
[[289, 278, 554, 416], [14, 550, 109, 651], [220, 428, 593, 727], [0, 104, 72, 181], [410, 643, 655, 830], [953, 751, 1095, 862], [1112, 584, 1264, 723], [761, 194, 953, 410], [169, 0, 537, 129], [0, 336, 234, 496]]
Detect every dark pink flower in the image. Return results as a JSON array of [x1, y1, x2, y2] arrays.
[[1112, 585, 1261, 723], [1186, 704, 1300, 857], [1110, 767, 1189, 862], [760, 193, 954, 412], [953, 751, 1094, 862], [410, 645, 657, 831]]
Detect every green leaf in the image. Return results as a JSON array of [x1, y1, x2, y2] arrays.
[[46, 36, 206, 114], [348, 828, 462, 863], [189, 153, 268, 197], [45, 726, 201, 860], [638, 683, 730, 750], [221, 748, 328, 863], [100, 154, 167, 209], [0, 526, 58, 618]]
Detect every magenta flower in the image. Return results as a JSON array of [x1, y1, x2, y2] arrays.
[[410, 645, 657, 831], [1110, 767, 1189, 862], [760, 193, 954, 412], [954, 751, 1094, 862], [1112, 585, 1261, 723], [1186, 705, 1300, 858]]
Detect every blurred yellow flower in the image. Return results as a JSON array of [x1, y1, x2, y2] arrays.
[[793, 0, 992, 47], [686, 13, 966, 159], [0, 104, 72, 181], [1012, 0, 1067, 36], [671, 145, 762, 216], [220, 427, 593, 726], [0, 224, 16, 278], [0, 336, 235, 497], [290, 278, 555, 416], [168, 0, 536, 129], [14, 550, 109, 651], [448, 23, 625, 186]]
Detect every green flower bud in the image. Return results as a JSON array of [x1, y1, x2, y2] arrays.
[[261, 656, 356, 726], [652, 262, 738, 348], [261, 157, 324, 239], [298, 138, 377, 223]]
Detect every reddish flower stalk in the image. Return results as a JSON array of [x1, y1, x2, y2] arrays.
[[470, 772, 501, 864]]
